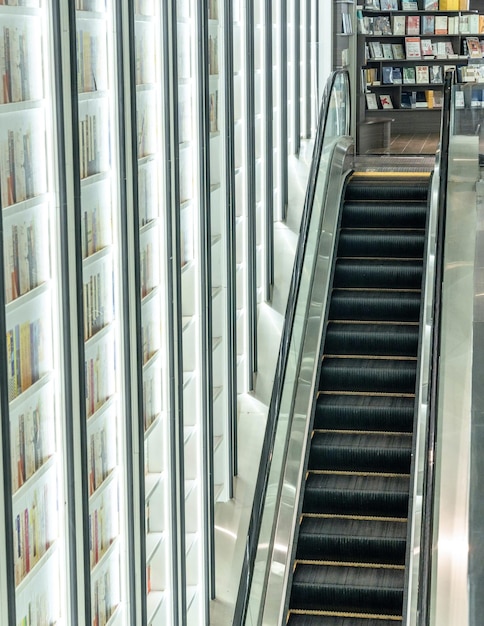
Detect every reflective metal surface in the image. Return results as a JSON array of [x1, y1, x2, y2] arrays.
[[260, 139, 354, 626]]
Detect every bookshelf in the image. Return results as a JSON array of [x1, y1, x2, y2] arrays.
[[0, 1, 65, 623], [74, 2, 128, 623], [356, 0, 483, 151]]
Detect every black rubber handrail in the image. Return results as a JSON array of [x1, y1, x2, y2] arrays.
[[233, 69, 351, 626], [416, 68, 454, 625]]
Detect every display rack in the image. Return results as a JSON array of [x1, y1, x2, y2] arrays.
[[357, 3, 482, 150], [74, 1, 128, 622], [0, 1, 66, 623], [132, 1, 174, 624]]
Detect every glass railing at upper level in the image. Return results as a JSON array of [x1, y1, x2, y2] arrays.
[[233, 69, 352, 626]]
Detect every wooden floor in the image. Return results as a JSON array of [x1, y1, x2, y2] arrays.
[[366, 133, 440, 156]]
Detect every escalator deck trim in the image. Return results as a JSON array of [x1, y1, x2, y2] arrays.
[[318, 391, 415, 398], [301, 513, 408, 523], [322, 354, 418, 361], [294, 560, 406, 570], [312, 429, 413, 437], [307, 470, 411, 478], [287, 608, 403, 621]]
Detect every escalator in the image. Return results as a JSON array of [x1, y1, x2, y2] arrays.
[[286, 171, 431, 626]]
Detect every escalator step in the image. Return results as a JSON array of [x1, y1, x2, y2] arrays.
[[302, 473, 409, 517], [287, 612, 403, 626], [290, 563, 404, 615], [296, 515, 407, 564], [308, 432, 412, 474], [344, 179, 429, 203], [333, 259, 423, 290], [319, 358, 417, 395], [324, 322, 419, 357], [329, 290, 421, 323], [337, 230, 425, 259], [314, 394, 415, 432], [341, 201, 427, 229]]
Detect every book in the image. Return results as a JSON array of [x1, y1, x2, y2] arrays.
[[468, 14, 479, 35], [365, 0, 381, 8], [421, 16, 435, 36], [421, 38, 433, 57], [433, 90, 443, 108], [392, 15, 406, 36], [392, 67, 403, 83], [405, 36, 421, 59], [445, 41, 455, 56], [466, 37, 482, 58], [380, 0, 398, 7], [366, 92, 379, 109], [416, 65, 430, 83], [382, 66, 394, 83], [423, 0, 439, 8], [406, 16, 420, 36], [434, 15, 448, 35], [382, 43, 394, 59], [403, 66, 416, 83], [458, 16, 469, 35], [392, 43, 406, 59], [401, 90, 416, 108], [379, 94, 393, 108], [439, 0, 459, 8], [429, 64, 443, 83], [401, 0, 418, 8], [415, 91, 428, 107], [369, 41, 384, 59], [454, 90, 465, 108], [374, 16, 392, 35]]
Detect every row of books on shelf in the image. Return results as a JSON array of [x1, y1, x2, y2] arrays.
[[12, 401, 49, 493], [82, 205, 109, 260], [0, 0, 39, 7], [209, 89, 218, 133], [83, 271, 110, 341], [1, 126, 38, 209], [342, 12, 353, 35], [208, 0, 218, 20], [85, 347, 112, 418], [75, 0, 105, 11], [89, 492, 116, 569], [366, 89, 443, 108], [358, 13, 483, 36], [7, 318, 44, 402], [365, 62, 484, 85], [142, 319, 158, 365], [17, 591, 50, 626], [77, 29, 104, 94], [138, 162, 157, 227], [208, 34, 219, 76], [140, 241, 155, 298], [92, 569, 116, 626], [79, 112, 101, 180], [366, 37, 479, 59], [4, 215, 43, 304], [14, 483, 52, 586], [143, 375, 159, 432], [135, 33, 154, 86], [0, 25, 38, 106], [89, 425, 110, 496], [363, 0, 469, 10]]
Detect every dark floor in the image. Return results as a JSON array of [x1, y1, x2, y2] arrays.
[[366, 132, 440, 156]]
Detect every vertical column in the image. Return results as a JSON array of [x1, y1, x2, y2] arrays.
[[122, 0, 179, 623], [0, 0, 69, 624], [65, 0, 132, 622]]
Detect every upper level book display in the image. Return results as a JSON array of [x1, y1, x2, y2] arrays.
[[356, 0, 484, 150]]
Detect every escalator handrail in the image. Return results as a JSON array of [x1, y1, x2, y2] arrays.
[[416, 68, 454, 625], [232, 69, 351, 626]]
